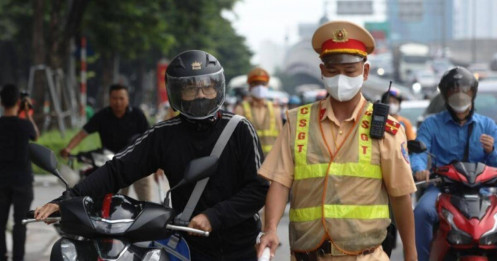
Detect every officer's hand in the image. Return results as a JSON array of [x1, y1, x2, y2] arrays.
[[34, 203, 60, 224], [257, 230, 278, 259], [60, 148, 71, 159], [414, 170, 430, 182], [153, 169, 165, 183], [188, 214, 212, 236], [480, 134, 495, 154]]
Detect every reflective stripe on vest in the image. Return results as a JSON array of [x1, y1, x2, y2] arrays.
[[290, 205, 389, 222], [291, 103, 387, 223], [243, 101, 279, 153]]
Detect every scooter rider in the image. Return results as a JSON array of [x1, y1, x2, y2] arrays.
[[35, 50, 269, 261], [411, 67, 497, 261]]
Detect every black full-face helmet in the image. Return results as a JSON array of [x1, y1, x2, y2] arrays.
[[166, 50, 225, 120], [438, 67, 478, 102], [438, 67, 478, 121]]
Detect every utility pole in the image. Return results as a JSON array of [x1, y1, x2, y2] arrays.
[[441, 0, 446, 58], [472, 0, 477, 63]]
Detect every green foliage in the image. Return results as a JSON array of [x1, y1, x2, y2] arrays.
[[0, 0, 31, 41], [83, 1, 175, 60], [164, 0, 252, 82], [1, 0, 253, 100], [34, 128, 101, 174]]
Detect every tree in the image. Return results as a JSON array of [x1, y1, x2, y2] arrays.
[[164, 0, 252, 82]]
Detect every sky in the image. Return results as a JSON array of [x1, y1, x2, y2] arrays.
[[224, 0, 386, 63]]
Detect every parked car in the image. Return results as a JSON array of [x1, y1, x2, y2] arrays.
[[428, 58, 454, 77], [369, 52, 394, 78], [410, 69, 438, 98]]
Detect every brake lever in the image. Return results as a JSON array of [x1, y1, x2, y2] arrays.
[[415, 177, 442, 187]]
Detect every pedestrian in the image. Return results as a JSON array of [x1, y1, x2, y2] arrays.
[[381, 87, 416, 140], [35, 50, 269, 261], [59, 84, 153, 201], [257, 21, 417, 261], [411, 67, 497, 261], [0, 84, 39, 261], [234, 67, 283, 155]]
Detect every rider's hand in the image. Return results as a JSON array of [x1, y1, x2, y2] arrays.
[[34, 203, 60, 224], [60, 148, 71, 159], [257, 230, 278, 259], [188, 214, 212, 236], [480, 134, 495, 154], [414, 170, 430, 182]]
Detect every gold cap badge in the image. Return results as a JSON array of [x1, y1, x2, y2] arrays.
[[192, 61, 202, 70], [332, 28, 348, 43]]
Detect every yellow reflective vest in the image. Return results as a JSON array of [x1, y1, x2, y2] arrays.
[[242, 101, 279, 154], [289, 101, 390, 253]]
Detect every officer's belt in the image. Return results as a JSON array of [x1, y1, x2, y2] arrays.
[[293, 240, 377, 261]]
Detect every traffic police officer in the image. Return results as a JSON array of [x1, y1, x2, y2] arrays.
[[234, 67, 283, 155], [257, 21, 418, 261]]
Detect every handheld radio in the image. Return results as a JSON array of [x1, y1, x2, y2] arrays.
[[370, 81, 392, 139]]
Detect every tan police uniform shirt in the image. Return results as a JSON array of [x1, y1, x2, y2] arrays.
[[259, 95, 416, 260], [259, 95, 416, 195]]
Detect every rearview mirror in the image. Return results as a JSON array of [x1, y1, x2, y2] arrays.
[[29, 143, 69, 189], [183, 156, 219, 183], [164, 156, 219, 207], [407, 140, 427, 154], [29, 143, 57, 173]]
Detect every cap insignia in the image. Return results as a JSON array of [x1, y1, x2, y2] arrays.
[[192, 61, 202, 70], [332, 28, 348, 43]]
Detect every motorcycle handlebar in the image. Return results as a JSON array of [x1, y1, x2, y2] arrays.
[[415, 177, 442, 187], [22, 217, 61, 225], [22, 214, 209, 237], [166, 224, 209, 237]]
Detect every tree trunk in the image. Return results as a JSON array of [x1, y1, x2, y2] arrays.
[[132, 58, 146, 107], [97, 53, 116, 108], [32, 0, 46, 129]]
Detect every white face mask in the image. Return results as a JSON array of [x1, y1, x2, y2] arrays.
[[389, 103, 400, 115], [322, 73, 364, 102], [250, 85, 268, 99], [447, 92, 472, 113]]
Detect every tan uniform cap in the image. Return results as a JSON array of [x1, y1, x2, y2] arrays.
[[247, 67, 270, 84], [312, 20, 375, 64]]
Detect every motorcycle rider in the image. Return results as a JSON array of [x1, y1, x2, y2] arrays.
[[60, 84, 153, 201], [34, 50, 269, 261], [411, 66, 497, 260]]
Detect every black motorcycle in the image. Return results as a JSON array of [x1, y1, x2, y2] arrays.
[[24, 143, 217, 261]]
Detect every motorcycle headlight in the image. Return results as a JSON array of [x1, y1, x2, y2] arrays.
[[60, 239, 77, 261], [480, 213, 497, 245], [90, 217, 133, 234], [442, 208, 473, 245], [95, 239, 128, 260], [143, 249, 166, 261]]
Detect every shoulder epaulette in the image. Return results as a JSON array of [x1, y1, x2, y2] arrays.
[[385, 118, 401, 135]]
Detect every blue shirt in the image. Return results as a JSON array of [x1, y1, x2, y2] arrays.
[[410, 110, 497, 173]]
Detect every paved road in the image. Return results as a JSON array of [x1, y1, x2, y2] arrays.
[[6, 176, 405, 260]]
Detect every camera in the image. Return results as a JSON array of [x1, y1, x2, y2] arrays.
[[20, 90, 33, 110]]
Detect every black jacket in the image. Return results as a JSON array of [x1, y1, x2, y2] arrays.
[[59, 111, 269, 260]]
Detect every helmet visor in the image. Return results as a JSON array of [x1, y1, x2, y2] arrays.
[[167, 69, 225, 119]]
